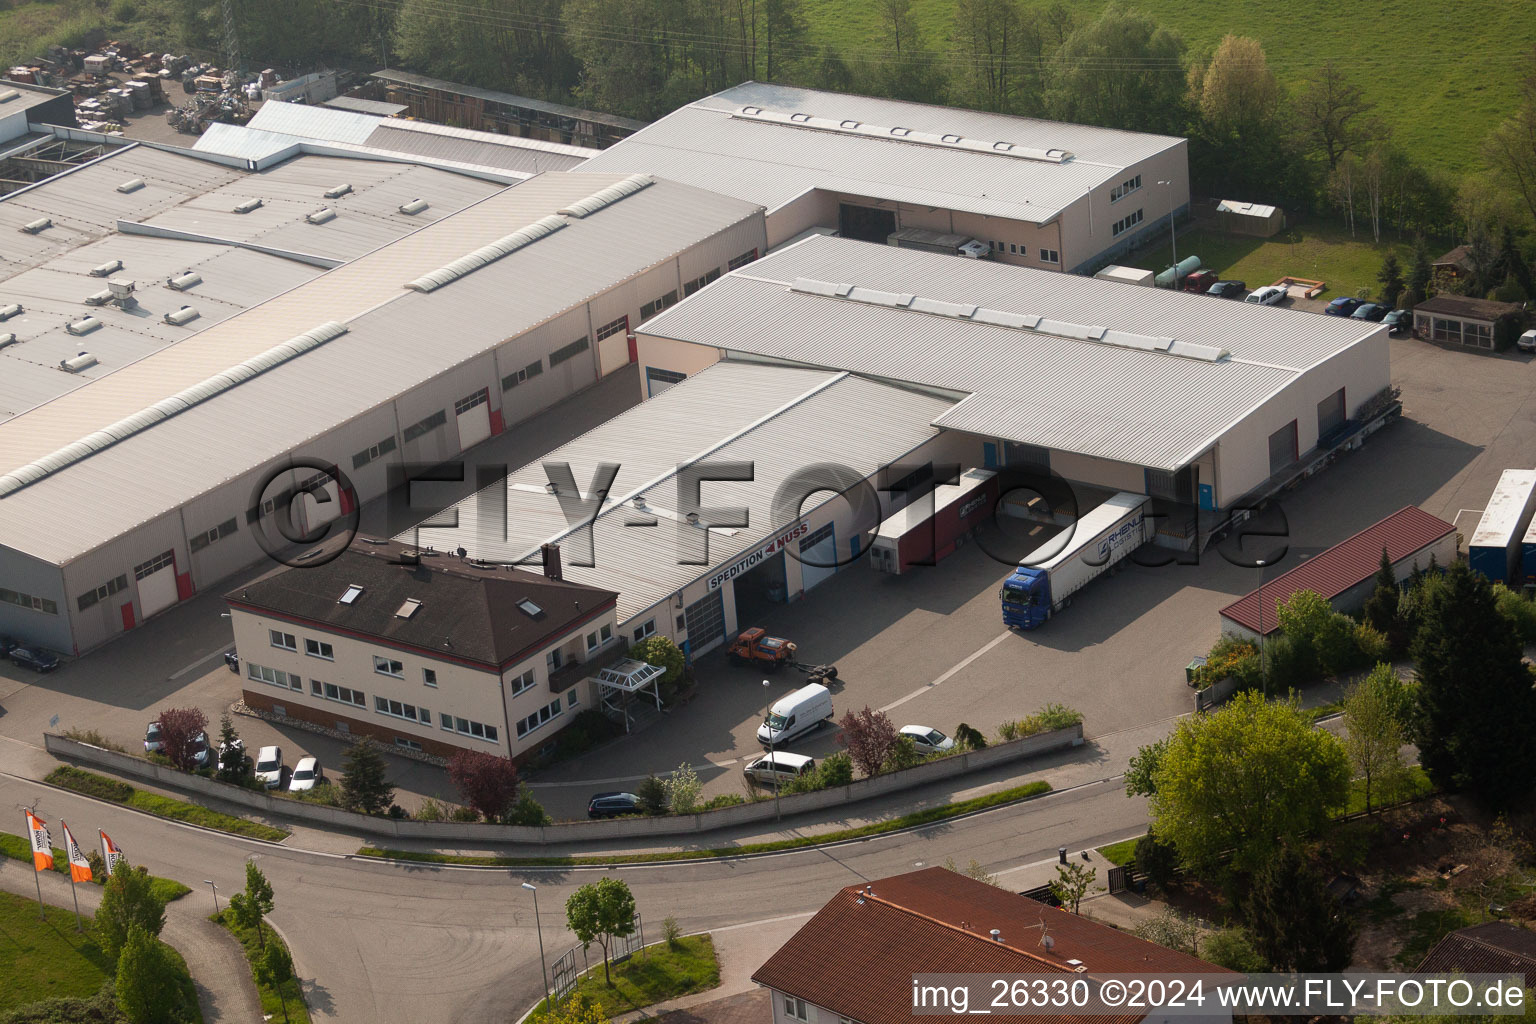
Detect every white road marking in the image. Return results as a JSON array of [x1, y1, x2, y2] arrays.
[[878, 630, 1013, 714], [168, 646, 235, 681]]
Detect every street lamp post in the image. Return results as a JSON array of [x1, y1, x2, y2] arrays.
[[521, 882, 550, 1011], [203, 880, 219, 917], [763, 679, 780, 821], [1255, 560, 1268, 697], [1157, 180, 1179, 286]]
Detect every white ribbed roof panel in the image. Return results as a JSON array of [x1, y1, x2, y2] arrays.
[[638, 236, 1384, 472], [413, 363, 954, 622], [583, 82, 1184, 224]]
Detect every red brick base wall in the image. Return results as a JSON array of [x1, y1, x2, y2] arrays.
[[241, 689, 477, 760]]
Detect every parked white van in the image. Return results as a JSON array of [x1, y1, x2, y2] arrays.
[[757, 683, 834, 747]]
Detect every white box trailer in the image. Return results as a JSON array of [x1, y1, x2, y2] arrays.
[[999, 492, 1152, 629], [1469, 468, 1536, 584]]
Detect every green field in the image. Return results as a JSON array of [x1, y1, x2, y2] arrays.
[[799, 0, 1535, 178], [0, 0, 184, 67], [0, 889, 113, 1012], [1122, 217, 1411, 300]]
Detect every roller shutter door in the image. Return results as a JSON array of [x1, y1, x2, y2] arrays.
[[684, 590, 726, 657], [798, 523, 837, 592], [134, 550, 177, 620]]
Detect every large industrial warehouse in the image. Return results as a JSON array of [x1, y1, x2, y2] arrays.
[[582, 81, 1189, 271], [633, 236, 1391, 532], [0, 144, 766, 655]]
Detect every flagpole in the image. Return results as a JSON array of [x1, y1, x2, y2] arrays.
[[66, 861, 81, 929], [26, 809, 45, 921], [62, 822, 81, 931]]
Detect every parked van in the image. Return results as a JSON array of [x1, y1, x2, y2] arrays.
[[744, 752, 817, 788], [757, 684, 834, 747]]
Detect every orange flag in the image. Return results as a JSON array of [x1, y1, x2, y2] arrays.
[[24, 809, 53, 872], [99, 830, 124, 874], [61, 821, 91, 883]]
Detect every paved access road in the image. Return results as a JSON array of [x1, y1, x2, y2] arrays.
[[0, 769, 1147, 1023]]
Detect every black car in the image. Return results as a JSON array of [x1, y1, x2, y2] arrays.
[[1206, 280, 1247, 299], [587, 792, 642, 819], [8, 646, 60, 672], [1351, 302, 1390, 322], [1382, 308, 1412, 335]]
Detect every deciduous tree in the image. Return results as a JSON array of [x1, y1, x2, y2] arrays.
[[448, 749, 522, 822], [1123, 737, 1167, 798], [1342, 663, 1411, 814], [339, 737, 394, 815], [663, 762, 702, 814], [630, 634, 684, 685], [1048, 861, 1094, 914], [1294, 60, 1381, 170], [1043, 6, 1188, 137], [1148, 691, 1350, 874], [950, 0, 1039, 113], [254, 940, 295, 1023], [155, 706, 207, 771], [1411, 561, 1536, 810], [1482, 52, 1536, 226], [1192, 35, 1279, 130], [228, 861, 276, 948], [565, 878, 637, 987], [1242, 845, 1355, 970], [114, 925, 182, 1024], [836, 706, 898, 777], [95, 862, 166, 962]]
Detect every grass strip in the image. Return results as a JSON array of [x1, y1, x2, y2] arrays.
[[1094, 838, 1139, 867], [0, 830, 190, 902], [529, 934, 720, 1021], [213, 910, 311, 1024], [357, 779, 1052, 866], [46, 765, 289, 842]]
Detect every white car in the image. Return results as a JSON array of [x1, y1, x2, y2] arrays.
[[1244, 285, 1287, 306], [1518, 329, 1536, 353], [143, 722, 163, 754], [743, 752, 815, 788], [253, 745, 285, 789], [900, 725, 956, 756], [287, 756, 324, 792]]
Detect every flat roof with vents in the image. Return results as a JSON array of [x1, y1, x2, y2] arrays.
[[636, 235, 1388, 473], [582, 81, 1184, 224]]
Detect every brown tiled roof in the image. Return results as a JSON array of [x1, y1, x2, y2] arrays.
[[1433, 245, 1472, 269], [1417, 922, 1536, 977], [1219, 506, 1455, 636], [1414, 294, 1525, 322], [751, 868, 1231, 1024], [227, 537, 616, 669]]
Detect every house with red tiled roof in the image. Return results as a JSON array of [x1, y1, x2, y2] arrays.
[[751, 868, 1234, 1024], [1218, 506, 1457, 641]]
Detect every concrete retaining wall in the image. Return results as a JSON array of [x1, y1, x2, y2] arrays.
[[43, 723, 1082, 844]]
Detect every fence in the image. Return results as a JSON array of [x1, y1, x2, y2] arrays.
[[43, 723, 1083, 845]]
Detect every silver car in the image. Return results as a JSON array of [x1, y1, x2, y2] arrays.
[[899, 725, 956, 756]]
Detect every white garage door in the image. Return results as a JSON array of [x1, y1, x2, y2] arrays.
[[134, 549, 178, 620], [798, 523, 837, 592], [454, 389, 492, 450]]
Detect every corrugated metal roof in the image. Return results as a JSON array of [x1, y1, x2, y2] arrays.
[[583, 81, 1182, 222], [1416, 923, 1536, 975], [246, 101, 384, 145], [191, 122, 303, 162], [361, 123, 587, 174], [1219, 506, 1456, 635], [0, 173, 764, 563], [374, 68, 648, 131], [411, 362, 954, 622], [1217, 199, 1277, 218], [322, 96, 408, 116], [638, 236, 1383, 471]]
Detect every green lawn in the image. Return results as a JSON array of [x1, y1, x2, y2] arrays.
[[1340, 765, 1434, 817], [359, 779, 1052, 866], [1095, 837, 1140, 866], [0, 0, 185, 67], [1122, 219, 1409, 301], [213, 910, 311, 1024], [531, 935, 720, 1021], [0, 889, 113, 1012], [47, 766, 290, 842], [798, 0, 1534, 180]]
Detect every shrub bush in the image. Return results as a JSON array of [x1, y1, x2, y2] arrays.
[[449, 805, 481, 822], [630, 634, 685, 684], [996, 720, 1020, 742], [505, 792, 552, 826], [1134, 831, 1179, 888], [882, 736, 922, 772], [48, 765, 133, 802], [414, 798, 447, 821], [1201, 928, 1267, 972], [546, 709, 623, 763], [1196, 633, 1261, 690], [818, 751, 853, 787], [1352, 621, 1392, 664], [636, 775, 668, 815], [60, 728, 128, 753], [387, 804, 407, 820], [700, 793, 745, 810], [954, 723, 987, 750], [1494, 583, 1536, 643]]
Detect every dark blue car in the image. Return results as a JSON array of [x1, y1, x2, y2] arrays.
[[1325, 297, 1364, 316], [8, 646, 59, 672], [1351, 303, 1390, 322]]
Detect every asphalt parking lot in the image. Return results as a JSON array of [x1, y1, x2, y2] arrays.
[[2, 335, 1531, 823]]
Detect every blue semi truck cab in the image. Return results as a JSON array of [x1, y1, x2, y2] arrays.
[[999, 493, 1152, 631]]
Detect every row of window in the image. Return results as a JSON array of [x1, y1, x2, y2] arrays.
[[683, 268, 720, 297], [595, 315, 628, 341], [726, 249, 758, 271], [503, 359, 543, 391], [1111, 208, 1144, 238], [189, 517, 238, 553], [134, 550, 173, 580], [403, 408, 447, 443], [516, 693, 578, 739], [378, 696, 431, 723], [352, 434, 397, 470], [510, 668, 537, 696], [549, 336, 589, 367], [444, 713, 499, 742], [454, 390, 487, 416], [315, 681, 366, 708], [0, 587, 57, 615], [249, 662, 301, 690], [76, 573, 128, 612], [1110, 173, 1143, 203], [986, 240, 1060, 264], [586, 624, 613, 651], [1423, 315, 1493, 349], [640, 290, 679, 322]]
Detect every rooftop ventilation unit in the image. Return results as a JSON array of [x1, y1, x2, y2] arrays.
[[0, 333, 16, 350], [557, 173, 655, 218], [166, 270, 202, 291], [398, 198, 429, 215], [731, 108, 1074, 163], [60, 351, 97, 372], [20, 217, 51, 234], [116, 178, 145, 193], [233, 198, 263, 214], [408, 214, 567, 292], [108, 278, 135, 299], [0, 303, 20, 321], [66, 316, 102, 336], [324, 183, 353, 199], [306, 207, 337, 225], [0, 321, 348, 498], [84, 289, 113, 307], [89, 259, 123, 278], [0, 88, 18, 102], [164, 305, 199, 326]]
